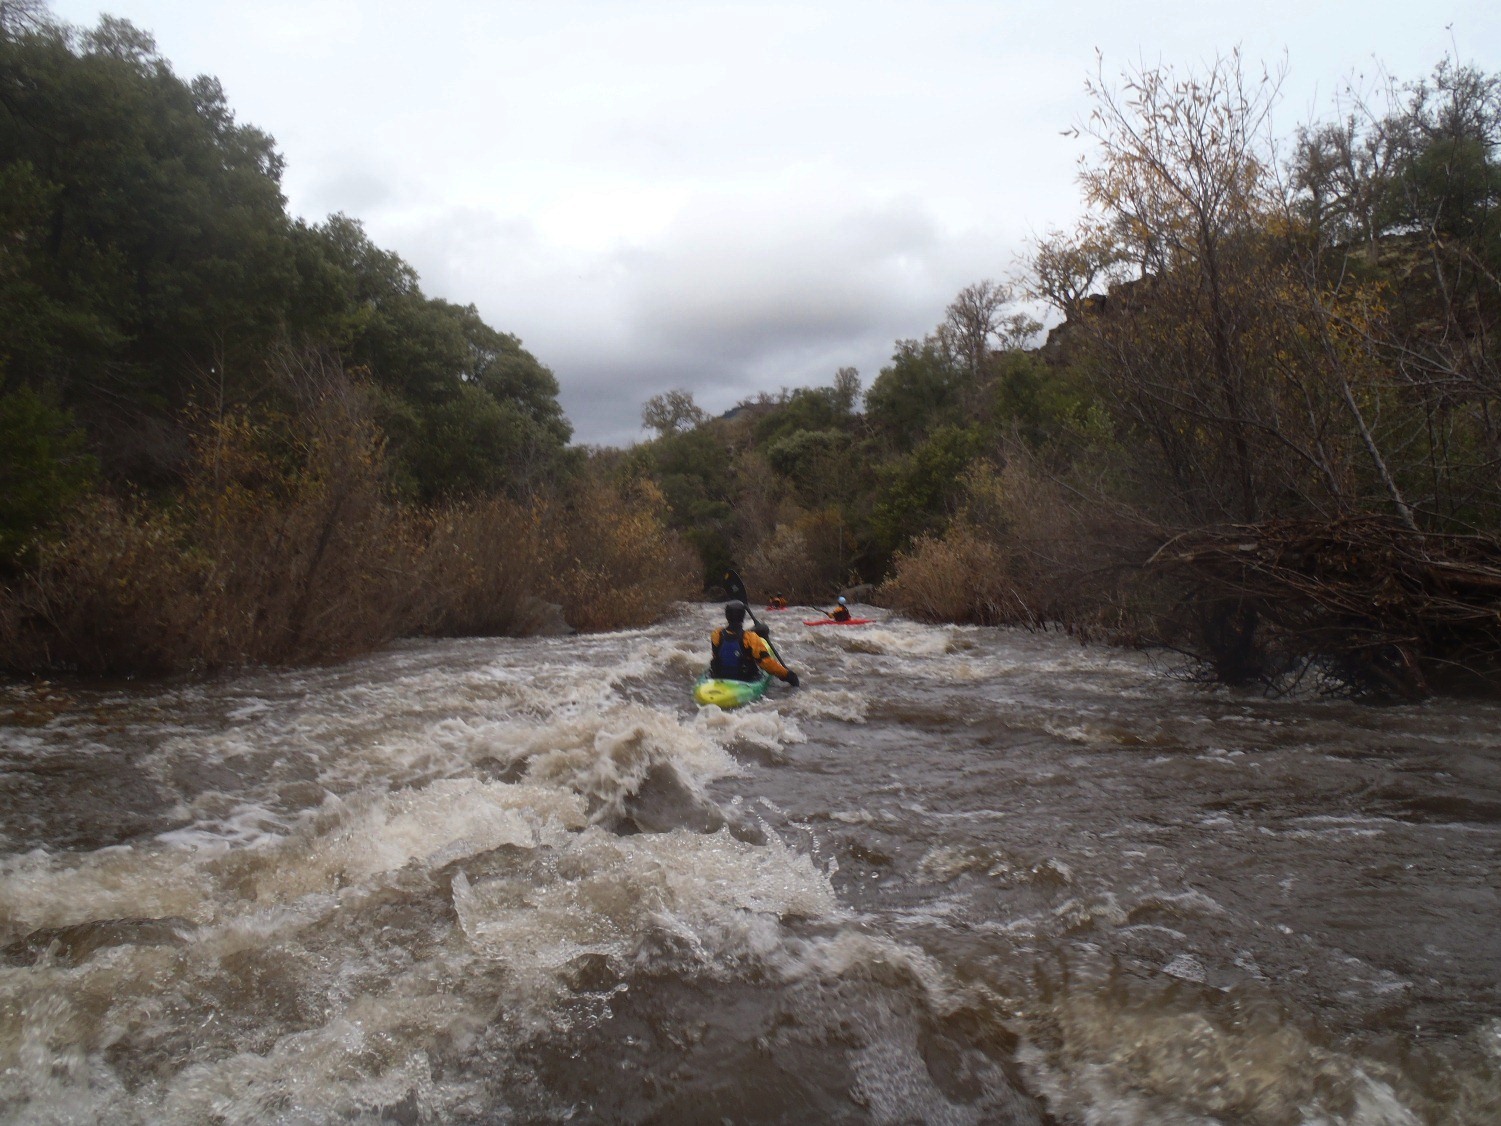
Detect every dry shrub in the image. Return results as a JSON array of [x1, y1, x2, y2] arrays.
[[883, 452, 1147, 633], [0, 396, 419, 674], [541, 475, 697, 631], [0, 494, 203, 674], [186, 405, 419, 664], [0, 368, 698, 675], [742, 508, 854, 604], [743, 522, 817, 603], [881, 525, 1016, 623], [417, 497, 546, 637]]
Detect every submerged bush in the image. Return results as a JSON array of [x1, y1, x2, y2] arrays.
[[417, 497, 544, 637], [541, 474, 696, 632], [186, 405, 421, 664], [0, 495, 201, 674], [881, 526, 1015, 624]]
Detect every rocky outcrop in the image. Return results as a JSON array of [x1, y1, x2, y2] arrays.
[[518, 598, 575, 637]]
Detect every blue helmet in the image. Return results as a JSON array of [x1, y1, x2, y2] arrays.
[[837, 596, 847, 605]]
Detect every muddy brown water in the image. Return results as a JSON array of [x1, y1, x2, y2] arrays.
[[1, 607, 1498, 1123]]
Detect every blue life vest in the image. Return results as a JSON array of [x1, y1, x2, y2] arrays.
[[713, 629, 757, 680]]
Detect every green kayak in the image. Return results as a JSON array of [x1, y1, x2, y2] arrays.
[[692, 670, 771, 709]]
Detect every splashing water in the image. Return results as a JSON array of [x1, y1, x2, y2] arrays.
[[2, 606, 1499, 1123]]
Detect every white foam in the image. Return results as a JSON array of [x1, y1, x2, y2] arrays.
[[785, 688, 869, 722], [452, 826, 841, 1002], [492, 703, 746, 822], [0, 845, 220, 935], [831, 626, 958, 658]]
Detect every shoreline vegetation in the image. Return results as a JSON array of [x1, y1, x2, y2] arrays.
[[0, 357, 696, 675], [3, 8, 1500, 698]]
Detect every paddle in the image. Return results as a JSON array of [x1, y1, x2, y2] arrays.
[[721, 568, 783, 661], [720, 568, 768, 636]]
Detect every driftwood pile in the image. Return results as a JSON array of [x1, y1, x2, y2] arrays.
[[1144, 516, 1501, 698]]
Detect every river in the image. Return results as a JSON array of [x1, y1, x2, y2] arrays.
[[1, 606, 1498, 1124]]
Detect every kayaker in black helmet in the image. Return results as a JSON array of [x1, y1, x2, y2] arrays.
[[710, 601, 799, 686]]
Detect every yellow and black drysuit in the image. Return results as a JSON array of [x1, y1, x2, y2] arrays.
[[709, 626, 793, 683]]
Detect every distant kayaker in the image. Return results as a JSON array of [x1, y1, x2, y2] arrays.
[[711, 602, 800, 686], [826, 596, 852, 622], [768, 595, 789, 610]]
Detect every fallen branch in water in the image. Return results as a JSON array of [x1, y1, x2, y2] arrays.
[[1144, 516, 1501, 698]]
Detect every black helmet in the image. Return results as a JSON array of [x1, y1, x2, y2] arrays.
[[724, 600, 746, 624]]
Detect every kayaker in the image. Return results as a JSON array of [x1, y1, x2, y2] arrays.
[[826, 596, 852, 622], [710, 601, 800, 686]]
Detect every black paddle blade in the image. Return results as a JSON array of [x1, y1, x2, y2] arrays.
[[722, 568, 777, 648], [722, 569, 749, 605]]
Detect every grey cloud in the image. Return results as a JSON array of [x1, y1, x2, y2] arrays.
[[624, 196, 956, 353], [346, 192, 1015, 447], [298, 166, 397, 219]]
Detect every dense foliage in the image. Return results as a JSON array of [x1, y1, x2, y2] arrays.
[[626, 279, 1076, 604], [0, 12, 570, 500], [0, 6, 690, 671]]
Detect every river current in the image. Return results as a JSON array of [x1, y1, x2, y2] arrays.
[[1, 605, 1498, 1124]]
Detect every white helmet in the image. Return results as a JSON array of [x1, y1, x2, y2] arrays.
[[837, 596, 847, 605]]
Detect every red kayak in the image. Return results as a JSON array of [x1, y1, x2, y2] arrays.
[[802, 617, 875, 626]]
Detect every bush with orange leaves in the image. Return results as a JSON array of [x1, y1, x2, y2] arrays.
[[0, 397, 420, 673], [539, 473, 697, 632], [0, 399, 696, 675]]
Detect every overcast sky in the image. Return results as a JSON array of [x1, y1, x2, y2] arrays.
[[48, 0, 1501, 446]]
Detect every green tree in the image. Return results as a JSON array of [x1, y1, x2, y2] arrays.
[[0, 386, 96, 565], [753, 386, 845, 447], [864, 338, 962, 452], [641, 388, 708, 437], [0, 14, 296, 471], [869, 425, 983, 559]]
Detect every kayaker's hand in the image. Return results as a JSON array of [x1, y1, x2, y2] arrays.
[[786, 671, 800, 688]]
